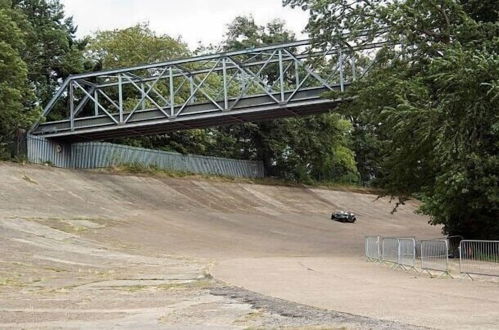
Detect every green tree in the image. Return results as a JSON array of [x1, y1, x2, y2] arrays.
[[0, 0, 38, 158], [87, 23, 188, 69], [285, 0, 499, 237], [271, 114, 359, 183], [220, 16, 359, 182], [11, 0, 88, 106], [86, 23, 218, 154]]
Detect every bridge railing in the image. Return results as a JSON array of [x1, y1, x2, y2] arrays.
[[32, 41, 383, 137]]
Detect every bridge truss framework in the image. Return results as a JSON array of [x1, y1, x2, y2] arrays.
[[31, 40, 381, 141]]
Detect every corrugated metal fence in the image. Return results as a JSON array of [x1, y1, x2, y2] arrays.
[[28, 135, 264, 178], [27, 135, 73, 168]]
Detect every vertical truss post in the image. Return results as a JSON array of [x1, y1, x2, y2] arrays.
[[118, 74, 124, 123], [189, 75, 195, 104], [69, 81, 74, 131], [222, 57, 229, 110], [278, 49, 285, 103], [140, 83, 146, 111], [241, 71, 247, 92], [295, 60, 300, 88], [94, 89, 99, 116], [339, 50, 345, 92], [169, 67, 175, 118], [33, 40, 385, 139]]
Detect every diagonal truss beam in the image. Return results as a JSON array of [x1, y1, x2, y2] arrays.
[[32, 40, 384, 138]]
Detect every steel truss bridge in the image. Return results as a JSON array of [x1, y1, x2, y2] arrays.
[[31, 40, 381, 142]]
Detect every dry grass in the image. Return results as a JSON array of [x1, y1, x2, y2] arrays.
[[22, 174, 38, 185], [96, 164, 380, 195]]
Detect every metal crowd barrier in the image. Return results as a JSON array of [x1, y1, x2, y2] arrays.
[[421, 239, 451, 277], [381, 237, 399, 265], [459, 240, 499, 278], [364, 236, 420, 271], [365, 236, 381, 261], [398, 238, 416, 270], [415, 240, 422, 259], [366, 236, 499, 279]]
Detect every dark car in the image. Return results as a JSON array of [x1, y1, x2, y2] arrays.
[[331, 211, 356, 223]]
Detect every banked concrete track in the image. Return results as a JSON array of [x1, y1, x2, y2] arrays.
[[1, 163, 498, 329]]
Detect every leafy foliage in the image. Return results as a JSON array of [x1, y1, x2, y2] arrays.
[[86, 23, 189, 69], [218, 16, 360, 182], [84, 18, 360, 183], [285, 0, 499, 237], [86, 24, 219, 154], [0, 0, 38, 158], [0, 0, 87, 155], [12, 0, 88, 105], [417, 45, 499, 238]]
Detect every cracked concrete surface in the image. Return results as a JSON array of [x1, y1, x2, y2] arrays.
[[0, 163, 497, 329]]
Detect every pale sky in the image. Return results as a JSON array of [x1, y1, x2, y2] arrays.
[[61, 0, 309, 48]]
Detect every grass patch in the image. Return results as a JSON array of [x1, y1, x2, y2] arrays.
[[0, 277, 23, 287], [42, 266, 68, 273], [5, 160, 381, 194], [34, 218, 88, 234], [99, 163, 379, 195], [234, 310, 264, 325], [22, 174, 38, 185], [157, 279, 213, 291], [114, 279, 213, 293], [20, 216, 112, 233], [106, 163, 243, 182]]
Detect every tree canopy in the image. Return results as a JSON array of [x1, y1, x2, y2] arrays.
[[0, 0, 37, 158], [218, 16, 360, 183], [0, 0, 88, 156], [85, 24, 219, 155], [12, 0, 88, 105], [284, 0, 498, 237]]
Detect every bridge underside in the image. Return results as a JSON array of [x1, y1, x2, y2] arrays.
[[34, 88, 344, 142], [37, 100, 339, 142]]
